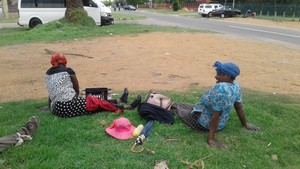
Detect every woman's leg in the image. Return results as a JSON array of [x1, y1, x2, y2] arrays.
[[51, 93, 141, 118], [172, 103, 207, 131], [114, 95, 141, 110], [105, 88, 140, 110], [106, 99, 118, 104], [119, 88, 129, 103], [106, 88, 129, 104], [52, 98, 91, 117]]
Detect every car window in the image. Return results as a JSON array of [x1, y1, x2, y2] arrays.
[[97, 2, 106, 7], [205, 5, 212, 8]]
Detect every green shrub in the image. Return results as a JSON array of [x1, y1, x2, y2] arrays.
[[172, 0, 180, 11]]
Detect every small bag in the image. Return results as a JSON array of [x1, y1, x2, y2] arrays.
[[146, 92, 173, 110]]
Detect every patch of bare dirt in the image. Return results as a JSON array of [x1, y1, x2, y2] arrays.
[[1, 25, 300, 103]]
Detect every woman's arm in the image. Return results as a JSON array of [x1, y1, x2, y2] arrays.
[[208, 110, 227, 148], [234, 102, 260, 131], [70, 74, 80, 96]]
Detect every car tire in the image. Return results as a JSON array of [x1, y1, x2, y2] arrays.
[[221, 13, 225, 18], [201, 14, 206, 17], [29, 18, 42, 28], [208, 12, 212, 18]]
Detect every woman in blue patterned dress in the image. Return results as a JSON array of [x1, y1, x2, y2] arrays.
[[173, 61, 260, 148], [45, 53, 141, 117]]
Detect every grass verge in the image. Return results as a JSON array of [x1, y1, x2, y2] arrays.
[[0, 88, 299, 169], [253, 15, 300, 22], [0, 19, 206, 47], [139, 8, 300, 22], [139, 8, 199, 18], [112, 12, 147, 20]]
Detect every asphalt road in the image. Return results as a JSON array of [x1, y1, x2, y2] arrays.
[[128, 10, 300, 48]]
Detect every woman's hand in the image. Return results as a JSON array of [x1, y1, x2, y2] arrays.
[[245, 123, 260, 131], [208, 139, 227, 149]]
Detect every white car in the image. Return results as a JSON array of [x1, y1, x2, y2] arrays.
[[198, 3, 223, 17]]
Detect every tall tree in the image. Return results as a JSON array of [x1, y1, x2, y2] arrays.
[[2, 0, 9, 18], [65, 0, 84, 22], [64, 0, 95, 26]]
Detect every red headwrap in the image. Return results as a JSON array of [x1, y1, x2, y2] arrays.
[[51, 53, 67, 67]]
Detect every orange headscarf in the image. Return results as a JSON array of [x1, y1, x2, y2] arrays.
[[51, 53, 67, 67]]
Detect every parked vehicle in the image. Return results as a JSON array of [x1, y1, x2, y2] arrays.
[[97, 1, 114, 25], [198, 3, 223, 17], [17, 0, 114, 28], [211, 6, 241, 18], [123, 5, 136, 11]]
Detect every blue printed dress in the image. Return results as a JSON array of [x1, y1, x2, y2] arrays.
[[192, 81, 242, 130]]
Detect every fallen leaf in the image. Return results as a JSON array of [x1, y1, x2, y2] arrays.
[[154, 160, 169, 169], [272, 154, 278, 161], [147, 149, 155, 154], [100, 120, 106, 127], [0, 159, 5, 164]]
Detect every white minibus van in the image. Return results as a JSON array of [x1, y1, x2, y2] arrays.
[[18, 0, 114, 28]]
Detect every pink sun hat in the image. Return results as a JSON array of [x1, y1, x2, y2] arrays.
[[105, 117, 136, 140]]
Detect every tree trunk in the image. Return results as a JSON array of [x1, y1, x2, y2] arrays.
[[2, 0, 9, 18], [65, 0, 84, 21]]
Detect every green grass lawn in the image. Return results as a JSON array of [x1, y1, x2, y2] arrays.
[[0, 89, 299, 169], [0, 18, 206, 47], [139, 8, 200, 18]]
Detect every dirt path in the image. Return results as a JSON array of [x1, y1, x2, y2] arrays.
[[0, 20, 300, 103]]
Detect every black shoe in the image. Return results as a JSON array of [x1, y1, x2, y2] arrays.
[[120, 88, 129, 103], [130, 95, 142, 110]]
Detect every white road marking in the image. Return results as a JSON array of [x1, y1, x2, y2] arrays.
[[229, 25, 300, 38]]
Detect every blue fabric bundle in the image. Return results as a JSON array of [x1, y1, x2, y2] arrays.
[[213, 61, 240, 78]]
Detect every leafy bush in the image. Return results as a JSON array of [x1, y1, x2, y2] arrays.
[[172, 0, 180, 11]]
